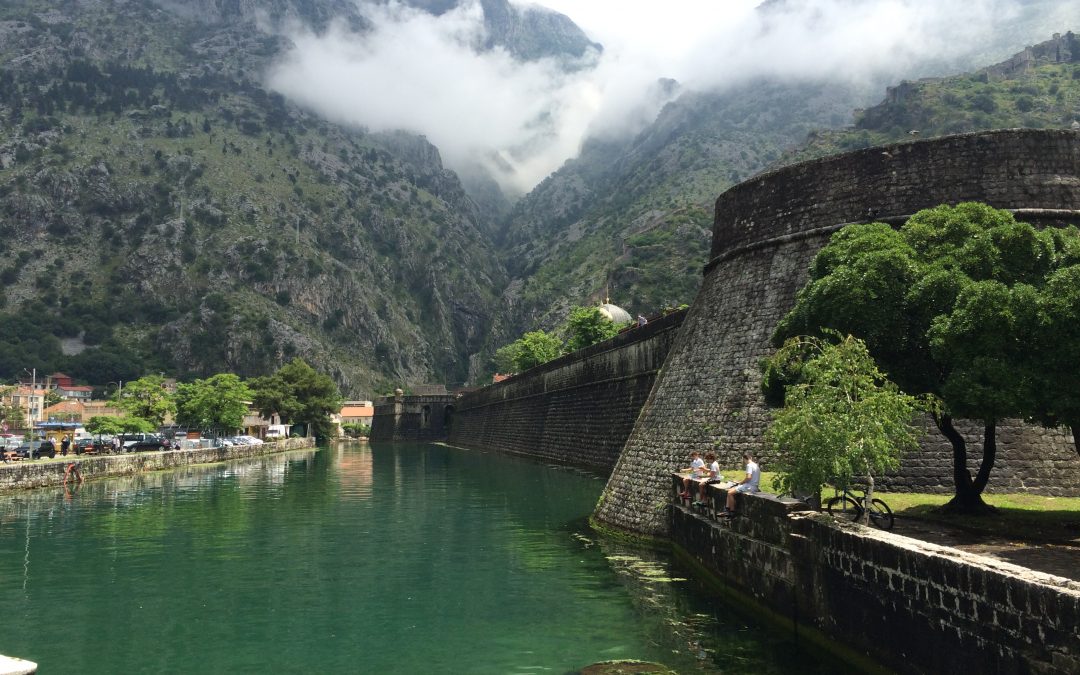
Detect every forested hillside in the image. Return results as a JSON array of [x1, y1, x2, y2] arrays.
[[0, 0, 517, 394], [492, 27, 1080, 358]]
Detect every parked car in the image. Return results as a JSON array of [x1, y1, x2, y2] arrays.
[[15, 440, 56, 459], [232, 435, 264, 446], [128, 435, 171, 452], [73, 437, 96, 454]]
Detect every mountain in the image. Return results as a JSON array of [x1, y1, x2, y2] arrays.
[[489, 14, 1080, 366], [2, 0, 1078, 394], [0, 0, 511, 394], [785, 31, 1080, 163]]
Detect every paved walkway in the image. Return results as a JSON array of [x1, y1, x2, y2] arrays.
[[892, 517, 1080, 581]]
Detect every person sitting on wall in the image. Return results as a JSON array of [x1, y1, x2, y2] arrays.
[[696, 452, 723, 505], [679, 451, 706, 499], [724, 452, 761, 516]]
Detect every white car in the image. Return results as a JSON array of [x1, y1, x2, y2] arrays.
[[232, 435, 264, 446]]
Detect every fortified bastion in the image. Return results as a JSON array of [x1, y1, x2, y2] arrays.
[[595, 128, 1080, 538]]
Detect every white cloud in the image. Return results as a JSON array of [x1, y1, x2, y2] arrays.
[[266, 0, 1078, 195]]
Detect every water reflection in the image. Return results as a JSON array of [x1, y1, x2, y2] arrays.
[[0, 444, 844, 674]]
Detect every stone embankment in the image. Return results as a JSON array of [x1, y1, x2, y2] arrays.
[[672, 482, 1080, 674], [447, 309, 686, 468], [0, 437, 316, 491]]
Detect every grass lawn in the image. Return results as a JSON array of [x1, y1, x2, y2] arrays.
[[753, 471, 1080, 544]]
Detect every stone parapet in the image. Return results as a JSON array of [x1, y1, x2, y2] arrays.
[[447, 310, 686, 468], [670, 492, 1080, 674], [0, 437, 315, 491]]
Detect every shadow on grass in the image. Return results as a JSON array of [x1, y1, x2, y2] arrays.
[[895, 503, 1080, 545]]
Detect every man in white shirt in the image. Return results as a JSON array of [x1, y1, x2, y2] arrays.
[[725, 452, 760, 515]]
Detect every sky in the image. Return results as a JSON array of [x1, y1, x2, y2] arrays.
[[266, 0, 1079, 195]]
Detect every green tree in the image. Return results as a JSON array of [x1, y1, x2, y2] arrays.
[[774, 202, 1080, 513], [562, 306, 622, 353], [494, 331, 563, 373], [114, 375, 175, 426], [762, 333, 926, 522], [249, 359, 341, 440], [174, 374, 252, 433], [85, 415, 154, 437], [1029, 261, 1080, 456], [341, 422, 371, 438], [85, 415, 124, 437]]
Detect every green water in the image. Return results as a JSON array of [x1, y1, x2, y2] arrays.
[[0, 443, 846, 673]]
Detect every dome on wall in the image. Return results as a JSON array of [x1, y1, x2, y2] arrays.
[[598, 303, 632, 324]]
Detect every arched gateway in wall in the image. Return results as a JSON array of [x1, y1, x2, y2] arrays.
[[594, 129, 1080, 538]]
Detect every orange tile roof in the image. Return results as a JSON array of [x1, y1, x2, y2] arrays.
[[340, 405, 374, 417]]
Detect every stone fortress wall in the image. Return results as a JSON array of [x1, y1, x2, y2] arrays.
[[445, 309, 686, 468], [595, 129, 1080, 538], [371, 393, 457, 442]]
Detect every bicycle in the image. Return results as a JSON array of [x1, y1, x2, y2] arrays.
[[825, 486, 894, 530]]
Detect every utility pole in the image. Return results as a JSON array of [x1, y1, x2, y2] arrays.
[[25, 368, 35, 459]]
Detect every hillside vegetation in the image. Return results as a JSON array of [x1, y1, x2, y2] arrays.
[[0, 0, 505, 393], [786, 32, 1080, 163]]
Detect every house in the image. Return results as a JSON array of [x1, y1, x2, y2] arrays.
[[339, 401, 374, 426], [44, 373, 93, 402], [242, 409, 284, 439], [81, 400, 125, 420], [2, 385, 47, 432], [57, 385, 94, 402], [43, 400, 86, 423]]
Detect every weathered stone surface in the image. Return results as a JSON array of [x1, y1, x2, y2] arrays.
[[597, 129, 1080, 538], [371, 394, 457, 442], [0, 437, 315, 491], [446, 310, 686, 468], [672, 490, 1080, 675]]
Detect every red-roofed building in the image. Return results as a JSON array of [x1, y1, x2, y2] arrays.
[[339, 402, 374, 426]]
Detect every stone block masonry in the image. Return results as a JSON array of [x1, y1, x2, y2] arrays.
[[447, 309, 686, 468], [596, 129, 1080, 538], [671, 489, 1080, 674], [371, 393, 457, 442], [0, 437, 315, 491]]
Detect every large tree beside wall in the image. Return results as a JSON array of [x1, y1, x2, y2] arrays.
[[249, 358, 342, 440], [774, 202, 1080, 513]]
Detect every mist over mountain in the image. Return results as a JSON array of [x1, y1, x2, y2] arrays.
[[0, 0, 1077, 393]]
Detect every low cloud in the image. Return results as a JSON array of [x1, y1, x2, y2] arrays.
[[267, 0, 1079, 195]]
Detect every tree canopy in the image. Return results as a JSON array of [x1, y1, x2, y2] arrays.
[[773, 202, 1080, 512], [85, 415, 154, 436], [114, 374, 175, 426], [762, 333, 926, 516], [563, 306, 623, 353], [493, 331, 563, 373], [174, 374, 252, 433], [248, 358, 341, 440]]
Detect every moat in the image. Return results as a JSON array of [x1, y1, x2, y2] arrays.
[[0, 443, 849, 673]]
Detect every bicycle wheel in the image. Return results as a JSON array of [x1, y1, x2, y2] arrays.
[[867, 499, 895, 530], [825, 495, 861, 522]]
